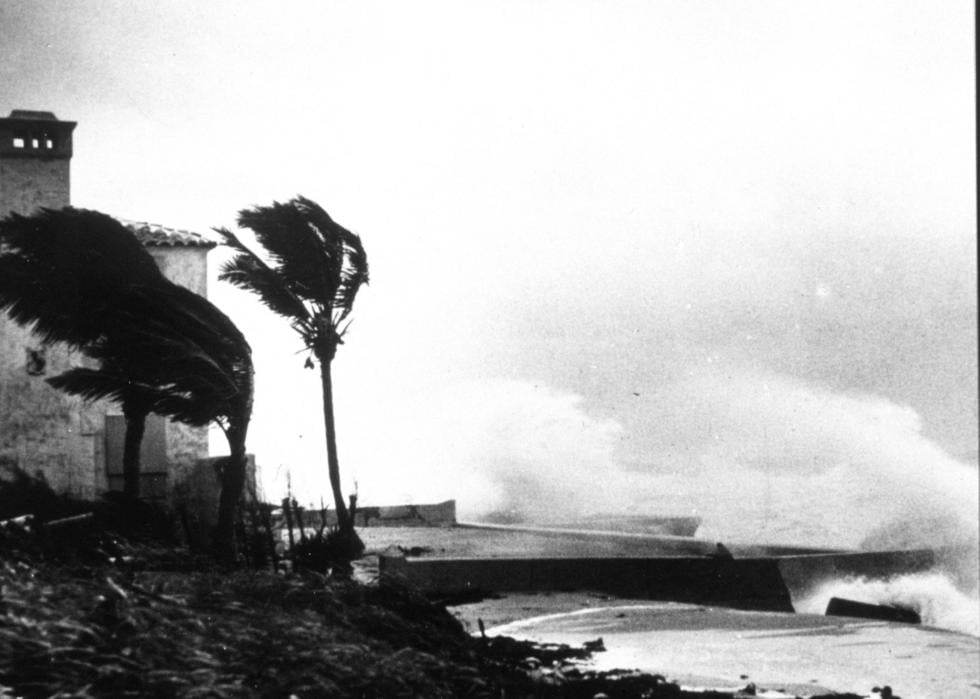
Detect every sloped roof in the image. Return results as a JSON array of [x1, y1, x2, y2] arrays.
[[120, 220, 216, 249]]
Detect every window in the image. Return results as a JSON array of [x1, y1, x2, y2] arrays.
[[9, 131, 57, 150]]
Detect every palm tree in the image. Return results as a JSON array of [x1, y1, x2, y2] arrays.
[[0, 208, 169, 498], [215, 196, 368, 542], [0, 208, 167, 346], [0, 208, 254, 562], [49, 283, 254, 561]]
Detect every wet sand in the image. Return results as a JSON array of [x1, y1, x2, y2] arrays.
[[482, 601, 980, 697]]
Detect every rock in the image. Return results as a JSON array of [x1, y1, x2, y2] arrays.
[[826, 597, 920, 624]]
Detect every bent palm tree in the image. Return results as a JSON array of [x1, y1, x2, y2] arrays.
[[0, 208, 169, 498], [0, 208, 167, 345], [0, 208, 254, 562], [50, 284, 254, 561], [215, 196, 368, 540]]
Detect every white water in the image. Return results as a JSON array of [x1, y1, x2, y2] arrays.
[[498, 377, 976, 637], [636, 471, 979, 637], [795, 572, 979, 637], [281, 373, 980, 635]]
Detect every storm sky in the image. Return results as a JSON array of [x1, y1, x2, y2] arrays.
[[2, 1, 976, 536]]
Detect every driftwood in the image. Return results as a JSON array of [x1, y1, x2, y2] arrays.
[[41, 512, 94, 529]]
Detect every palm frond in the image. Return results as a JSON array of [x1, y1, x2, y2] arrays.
[[98, 285, 254, 406], [124, 283, 251, 358], [219, 254, 312, 327], [0, 208, 166, 347], [333, 227, 370, 313], [282, 197, 347, 298], [46, 367, 132, 404], [236, 199, 340, 302], [0, 249, 115, 347], [145, 393, 226, 427], [0, 208, 164, 289], [46, 368, 160, 410], [224, 196, 370, 344], [49, 368, 222, 428]]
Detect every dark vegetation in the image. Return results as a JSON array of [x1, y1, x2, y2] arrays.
[[0, 471, 867, 698], [275, 495, 365, 575]]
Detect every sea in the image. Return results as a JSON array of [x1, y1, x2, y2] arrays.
[[622, 466, 980, 637]]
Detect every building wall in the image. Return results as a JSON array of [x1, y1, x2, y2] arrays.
[[1, 117, 212, 499], [0, 158, 70, 215], [0, 247, 213, 498], [0, 126, 87, 494], [0, 327, 104, 498], [150, 247, 208, 296], [146, 246, 212, 487]]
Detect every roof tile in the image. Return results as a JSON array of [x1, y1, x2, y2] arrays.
[[120, 220, 216, 249]]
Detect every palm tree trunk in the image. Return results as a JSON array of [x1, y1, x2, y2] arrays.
[[319, 359, 351, 533], [122, 405, 148, 500], [214, 437, 248, 565]]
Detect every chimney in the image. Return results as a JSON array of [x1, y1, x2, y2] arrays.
[[0, 110, 77, 215]]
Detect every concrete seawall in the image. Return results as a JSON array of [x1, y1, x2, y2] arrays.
[[380, 548, 939, 613], [381, 553, 797, 611]]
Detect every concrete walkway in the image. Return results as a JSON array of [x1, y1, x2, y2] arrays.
[[484, 601, 980, 697]]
